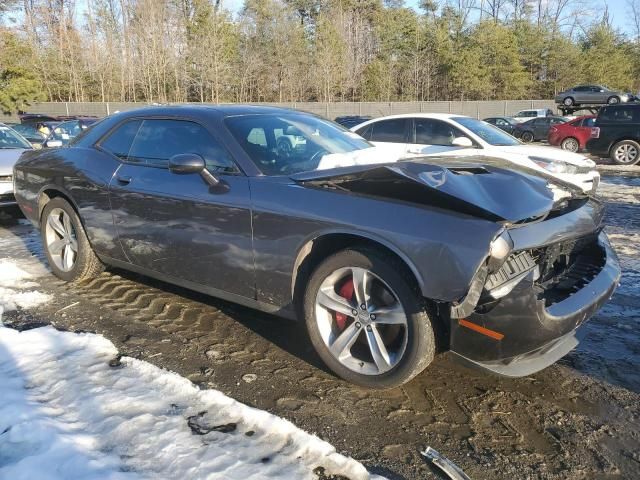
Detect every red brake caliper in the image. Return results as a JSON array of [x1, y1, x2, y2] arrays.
[[335, 276, 355, 332]]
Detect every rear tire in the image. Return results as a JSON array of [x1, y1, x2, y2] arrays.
[[561, 137, 580, 152], [41, 197, 104, 282], [303, 248, 436, 389], [563, 97, 575, 106], [521, 131, 535, 143], [610, 140, 640, 165]]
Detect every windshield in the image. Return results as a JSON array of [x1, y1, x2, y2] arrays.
[[225, 114, 373, 175], [0, 125, 32, 149], [452, 117, 521, 147]]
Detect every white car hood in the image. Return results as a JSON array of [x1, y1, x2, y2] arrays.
[[316, 145, 403, 170], [0, 149, 26, 175], [494, 145, 593, 166]]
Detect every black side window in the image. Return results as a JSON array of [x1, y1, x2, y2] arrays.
[[99, 120, 143, 159], [414, 119, 463, 145], [368, 119, 407, 142], [574, 86, 588, 92], [600, 107, 637, 123], [582, 117, 595, 127], [127, 119, 238, 172], [355, 124, 373, 140]]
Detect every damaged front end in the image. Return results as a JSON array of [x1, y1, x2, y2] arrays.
[[449, 197, 621, 377], [294, 158, 620, 377]]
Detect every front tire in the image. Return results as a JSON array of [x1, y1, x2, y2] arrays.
[[561, 137, 580, 152], [521, 131, 535, 143], [607, 96, 620, 105], [610, 140, 640, 165], [41, 197, 104, 282], [303, 248, 436, 389]]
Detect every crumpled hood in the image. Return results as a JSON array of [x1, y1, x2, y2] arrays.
[[0, 149, 27, 175], [494, 144, 594, 167], [293, 157, 556, 223]]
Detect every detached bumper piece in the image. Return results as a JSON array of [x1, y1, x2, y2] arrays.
[[450, 231, 620, 377]]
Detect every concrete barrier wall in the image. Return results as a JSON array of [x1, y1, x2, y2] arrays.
[[2, 100, 558, 123]]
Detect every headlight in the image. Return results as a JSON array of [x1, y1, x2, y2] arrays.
[[488, 231, 513, 272], [529, 156, 577, 175]]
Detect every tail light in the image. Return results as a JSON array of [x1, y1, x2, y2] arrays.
[[590, 127, 600, 138], [549, 126, 558, 133]]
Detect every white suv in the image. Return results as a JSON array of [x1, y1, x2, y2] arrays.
[[350, 113, 599, 194], [512, 109, 554, 123]]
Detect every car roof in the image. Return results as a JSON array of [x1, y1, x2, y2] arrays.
[[113, 104, 305, 120], [356, 113, 465, 122]]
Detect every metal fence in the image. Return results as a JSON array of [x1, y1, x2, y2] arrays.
[[2, 99, 557, 123]]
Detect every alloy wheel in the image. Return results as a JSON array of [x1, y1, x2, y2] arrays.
[[521, 132, 534, 143], [563, 97, 574, 106], [44, 208, 78, 272], [614, 143, 639, 164], [561, 138, 579, 152], [608, 96, 620, 104], [314, 267, 408, 375]]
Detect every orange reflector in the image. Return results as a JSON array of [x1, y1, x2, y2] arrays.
[[459, 319, 504, 341]]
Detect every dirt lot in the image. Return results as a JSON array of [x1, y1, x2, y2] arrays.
[[1, 168, 639, 480]]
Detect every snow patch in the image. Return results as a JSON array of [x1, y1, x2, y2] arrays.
[[0, 258, 52, 312], [0, 325, 383, 480]]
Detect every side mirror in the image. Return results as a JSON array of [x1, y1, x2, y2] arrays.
[[169, 153, 206, 174], [451, 137, 473, 148], [168, 153, 224, 189]]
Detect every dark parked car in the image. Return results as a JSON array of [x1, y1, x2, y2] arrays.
[[587, 104, 640, 165], [513, 116, 570, 143], [13, 105, 620, 388], [43, 118, 100, 148], [8, 123, 47, 148], [555, 85, 631, 107], [483, 117, 518, 134], [334, 115, 372, 129]]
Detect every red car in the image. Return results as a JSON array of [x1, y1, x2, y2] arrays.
[[547, 115, 596, 152]]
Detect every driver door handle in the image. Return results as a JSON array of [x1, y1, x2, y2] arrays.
[[116, 175, 132, 185]]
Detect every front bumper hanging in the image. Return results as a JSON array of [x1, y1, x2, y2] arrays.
[[449, 229, 620, 377]]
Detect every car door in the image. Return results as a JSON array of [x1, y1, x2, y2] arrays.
[[106, 117, 255, 298], [406, 118, 478, 156], [494, 118, 511, 133], [355, 118, 409, 155], [589, 86, 608, 104], [545, 118, 566, 139]]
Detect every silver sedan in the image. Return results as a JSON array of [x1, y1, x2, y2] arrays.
[[555, 85, 631, 106]]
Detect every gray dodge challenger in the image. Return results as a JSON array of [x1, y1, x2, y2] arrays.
[[13, 105, 620, 388]]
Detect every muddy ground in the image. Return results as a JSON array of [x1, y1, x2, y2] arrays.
[[1, 167, 639, 480]]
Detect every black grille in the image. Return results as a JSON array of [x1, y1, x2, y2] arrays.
[[0, 175, 12, 182], [533, 234, 605, 306], [485, 251, 536, 291]]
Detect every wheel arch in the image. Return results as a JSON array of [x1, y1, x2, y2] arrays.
[[38, 185, 80, 222], [291, 231, 425, 309], [608, 137, 640, 153]]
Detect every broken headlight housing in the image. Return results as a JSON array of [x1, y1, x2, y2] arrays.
[[488, 230, 514, 272]]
